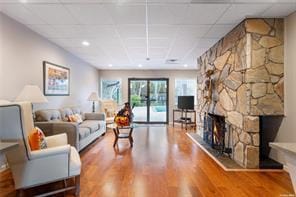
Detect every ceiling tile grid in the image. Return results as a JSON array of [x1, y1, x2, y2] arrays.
[[0, 0, 295, 69]]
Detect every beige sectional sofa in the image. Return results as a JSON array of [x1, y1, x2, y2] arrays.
[[34, 107, 106, 151]]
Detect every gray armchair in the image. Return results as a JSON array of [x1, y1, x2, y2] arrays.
[[0, 102, 81, 196]]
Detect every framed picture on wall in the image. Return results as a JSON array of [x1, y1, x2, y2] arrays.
[[43, 61, 70, 96]]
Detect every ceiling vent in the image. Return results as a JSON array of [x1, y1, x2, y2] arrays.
[[166, 59, 180, 64]]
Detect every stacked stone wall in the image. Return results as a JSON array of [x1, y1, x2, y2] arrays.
[[197, 18, 284, 168]]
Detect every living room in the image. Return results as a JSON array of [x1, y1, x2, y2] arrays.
[[0, 0, 296, 196]]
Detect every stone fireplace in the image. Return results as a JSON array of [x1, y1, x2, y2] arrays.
[[196, 18, 284, 168]]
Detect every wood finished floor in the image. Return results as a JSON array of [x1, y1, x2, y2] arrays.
[[0, 126, 294, 197]]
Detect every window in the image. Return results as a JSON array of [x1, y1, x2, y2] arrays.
[[101, 79, 121, 103], [175, 79, 197, 104]]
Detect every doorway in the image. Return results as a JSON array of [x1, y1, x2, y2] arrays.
[[128, 78, 169, 124]]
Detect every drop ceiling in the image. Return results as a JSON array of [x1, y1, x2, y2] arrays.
[[0, 0, 295, 70]]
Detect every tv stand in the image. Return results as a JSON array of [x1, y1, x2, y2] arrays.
[[173, 109, 196, 130]]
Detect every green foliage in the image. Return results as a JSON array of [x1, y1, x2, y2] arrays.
[[131, 95, 141, 106]]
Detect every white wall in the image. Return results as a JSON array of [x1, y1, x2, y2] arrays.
[[0, 13, 99, 112], [270, 12, 296, 164], [0, 13, 99, 169], [99, 69, 197, 122]]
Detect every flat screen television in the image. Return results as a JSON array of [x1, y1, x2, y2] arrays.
[[178, 96, 194, 110]]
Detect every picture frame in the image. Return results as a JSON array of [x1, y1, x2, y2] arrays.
[[43, 61, 70, 96]]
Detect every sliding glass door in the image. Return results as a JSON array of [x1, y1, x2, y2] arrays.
[[128, 78, 168, 124]]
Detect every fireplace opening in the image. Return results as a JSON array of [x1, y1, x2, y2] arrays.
[[203, 113, 228, 154], [259, 115, 284, 169]]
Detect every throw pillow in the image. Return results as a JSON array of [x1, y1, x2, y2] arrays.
[[68, 114, 77, 122], [74, 113, 83, 124], [28, 127, 47, 151]]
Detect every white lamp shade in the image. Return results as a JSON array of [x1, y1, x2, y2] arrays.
[[15, 85, 48, 104], [88, 92, 99, 101], [0, 100, 11, 105]]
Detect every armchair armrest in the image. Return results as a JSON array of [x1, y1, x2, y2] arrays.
[[84, 113, 106, 121], [34, 122, 79, 149], [45, 133, 68, 148], [30, 145, 71, 160]]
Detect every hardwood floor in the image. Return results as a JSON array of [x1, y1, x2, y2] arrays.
[[0, 126, 294, 197]]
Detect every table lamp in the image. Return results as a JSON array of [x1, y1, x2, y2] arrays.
[[88, 92, 100, 113], [15, 85, 48, 105]]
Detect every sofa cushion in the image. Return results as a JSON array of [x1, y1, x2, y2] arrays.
[[35, 109, 62, 122], [79, 127, 91, 139], [60, 108, 74, 121], [80, 120, 100, 133], [98, 120, 106, 130], [71, 107, 85, 120]]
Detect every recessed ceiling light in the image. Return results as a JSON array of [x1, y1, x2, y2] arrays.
[[108, 64, 113, 67], [183, 64, 188, 68], [19, 0, 27, 3], [138, 64, 143, 68], [82, 41, 90, 46]]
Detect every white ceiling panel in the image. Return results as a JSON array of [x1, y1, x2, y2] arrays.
[[50, 25, 90, 38], [195, 38, 219, 48], [117, 25, 145, 38], [84, 25, 118, 37], [148, 0, 191, 2], [149, 48, 168, 59], [127, 47, 147, 60], [50, 38, 87, 48], [185, 47, 208, 61], [66, 46, 106, 58], [24, 4, 77, 25], [149, 38, 171, 48], [184, 4, 230, 24], [124, 38, 146, 48], [178, 25, 211, 38], [94, 37, 124, 48], [261, 3, 296, 17], [216, 4, 270, 24], [0, 0, 60, 3], [103, 46, 130, 60], [148, 4, 188, 25], [1, 0, 295, 70], [60, 0, 104, 2], [64, 4, 113, 25], [173, 37, 199, 47], [106, 5, 145, 24], [0, 4, 45, 24], [235, 0, 295, 3], [167, 45, 195, 60], [149, 25, 179, 38], [204, 24, 235, 38], [28, 25, 60, 38]]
